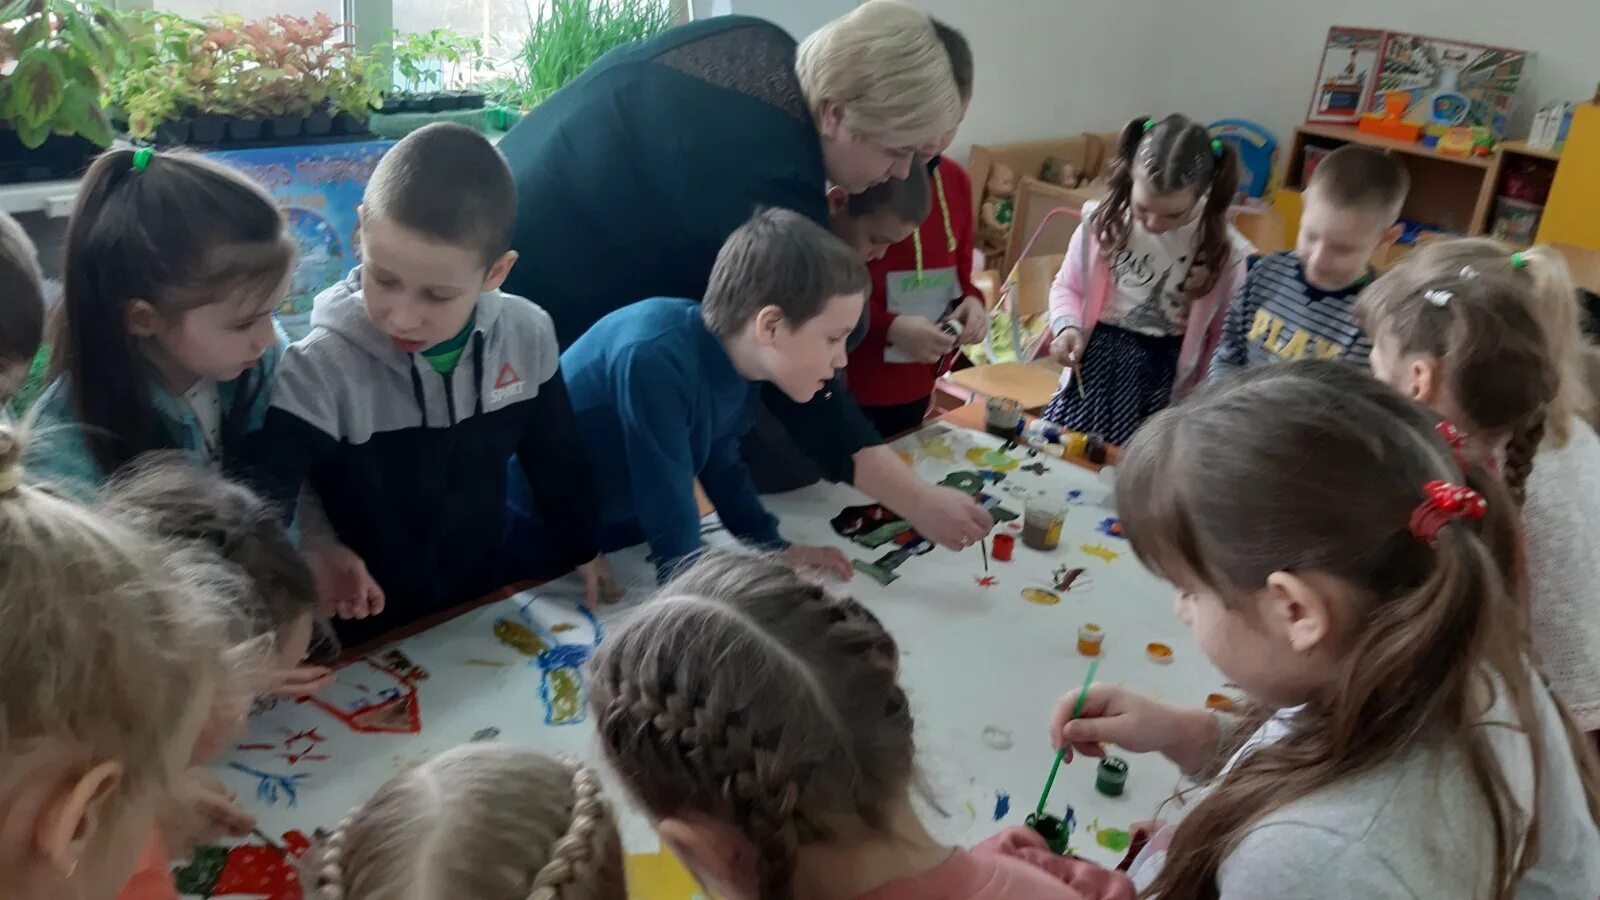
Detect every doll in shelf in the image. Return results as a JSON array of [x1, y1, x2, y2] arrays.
[[1040, 156, 1081, 189], [979, 162, 1017, 250]]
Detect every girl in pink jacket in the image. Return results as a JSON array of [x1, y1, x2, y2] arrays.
[[1045, 115, 1253, 445]]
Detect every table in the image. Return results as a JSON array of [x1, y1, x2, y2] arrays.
[[172, 413, 1225, 899]]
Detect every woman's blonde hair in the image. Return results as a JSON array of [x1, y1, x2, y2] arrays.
[[1386, 239, 1595, 446], [587, 552, 916, 900], [0, 425, 235, 864], [795, 0, 961, 150], [301, 743, 625, 900]]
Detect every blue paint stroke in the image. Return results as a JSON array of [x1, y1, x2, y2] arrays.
[[518, 601, 604, 727], [1066, 490, 1084, 504], [977, 470, 1006, 483], [227, 763, 309, 808], [1063, 804, 1077, 837], [1096, 517, 1127, 540], [992, 791, 1011, 821]]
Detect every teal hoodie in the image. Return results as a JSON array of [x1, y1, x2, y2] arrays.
[[23, 323, 286, 498]]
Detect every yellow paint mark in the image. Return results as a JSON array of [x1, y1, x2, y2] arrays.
[[546, 667, 583, 724], [625, 849, 702, 900], [1021, 588, 1061, 606], [1080, 543, 1120, 563], [919, 437, 954, 461], [897, 450, 915, 467], [494, 618, 545, 656], [550, 623, 576, 633], [965, 446, 1019, 472]]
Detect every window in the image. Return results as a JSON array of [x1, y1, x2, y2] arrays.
[[156, 0, 350, 23], [391, 0, 537, 60]]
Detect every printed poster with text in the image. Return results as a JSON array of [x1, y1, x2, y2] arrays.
[[210, 139, 394, 340]]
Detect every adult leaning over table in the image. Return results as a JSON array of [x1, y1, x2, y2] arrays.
[[497, 0, 994, 572]]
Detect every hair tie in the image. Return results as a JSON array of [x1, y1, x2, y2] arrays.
[[1510, 251, 1526, 271], [1409, 480, 1486, 548], [1211, 138, 1224, 157], [132, 147, 155, 172], [1142, 120, 1155, 133], [1435, 421, 1471, 472], [1424, 289, 1453, 307]]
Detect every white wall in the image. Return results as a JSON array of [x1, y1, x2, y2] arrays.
[[729, 0, 1598, 159], [1154, 0, 1600, 145], [732, 0, 1172, 161]]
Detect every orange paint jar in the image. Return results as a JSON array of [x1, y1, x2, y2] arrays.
[[1077, 623, 1104, 656]]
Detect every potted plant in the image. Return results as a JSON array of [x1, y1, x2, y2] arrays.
[[237, 13, 353, 141], [496, 0, 672, 112], [325, 51, 381, 135], [107, 10, 204, 145], [0, 0, 130, 180]]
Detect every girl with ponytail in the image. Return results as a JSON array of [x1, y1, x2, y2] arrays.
[[1363, 237, 1600, 740], [1050, 360, 1600, 898], [1042, 114, 1252, 445], [26, 147, 295, 497]]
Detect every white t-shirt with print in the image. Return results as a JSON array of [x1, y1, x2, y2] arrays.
[[1100, 216, 1201, 338]]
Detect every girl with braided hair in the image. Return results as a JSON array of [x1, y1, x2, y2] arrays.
[[587, 552, 1135, 900], [298, 743, 625, 899], [1363, 237, 1600, 742]]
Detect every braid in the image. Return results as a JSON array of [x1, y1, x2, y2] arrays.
[[1502, 412, 1545, 508], [588, 553, 920, 900], [309, 809, 359, 899], [529, 762, 617, 900]]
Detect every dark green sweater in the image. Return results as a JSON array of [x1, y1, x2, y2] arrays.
[[499, 15, 879, 485]]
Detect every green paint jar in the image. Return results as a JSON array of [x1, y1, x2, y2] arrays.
[[1096, 756, 1129, 797]]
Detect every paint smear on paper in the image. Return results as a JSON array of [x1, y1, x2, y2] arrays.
[[966, 446, 1020, 472], [1097, 517, 1127, 539], [551, 622, 577, 633], [494, 618, 546, 656], [975, 575, 997, 588], [1095, 827, 1131, 852], [1080, 543, 1120, 563], [992, 791, 1011, 821], [1022, 588, 1061, 606]]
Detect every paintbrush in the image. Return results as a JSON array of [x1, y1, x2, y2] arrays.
[[1035, 657, 1099, 817], [980, 537, 989, 573], [252, 826, 285, 853]]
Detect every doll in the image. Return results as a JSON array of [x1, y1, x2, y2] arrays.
[[979, 162, 1017, 249], [1040, 156, 1081, 189]]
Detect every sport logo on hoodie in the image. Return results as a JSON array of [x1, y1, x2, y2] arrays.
[[491, 361, 525, 403]]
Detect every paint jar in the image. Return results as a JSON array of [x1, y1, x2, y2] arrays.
[[1205, 693, 1238, 713], [1077, 623, 1104, 657], [1146, 642, 1173, 665], [1095, 756, 1129, 797], [991, 533, 1015, 561], [1022, 496, 1067, 551], [985, 397, 1024, 439]]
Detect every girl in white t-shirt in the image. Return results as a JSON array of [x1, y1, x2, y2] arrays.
[[1043, 114, 1253, 445], [1050, 361, 1600, 899]]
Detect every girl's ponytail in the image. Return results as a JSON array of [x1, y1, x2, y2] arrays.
[[1092, 115, 1153, 259], [1187, 138, 1240, 297]]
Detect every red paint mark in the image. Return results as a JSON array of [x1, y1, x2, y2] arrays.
[[281, 752, 329, 765], [975, 576, 998, 588], [236, 743, 275, 751], [282, 728, 326, 745]]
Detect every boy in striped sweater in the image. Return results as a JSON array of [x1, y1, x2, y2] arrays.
[[1210, 145, 1408, 377]]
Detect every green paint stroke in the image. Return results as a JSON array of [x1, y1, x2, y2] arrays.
[[1095, 827, 1131, 853], [171, 845, 229, 895]]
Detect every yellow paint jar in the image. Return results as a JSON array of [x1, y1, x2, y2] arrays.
[[1077, 623, 1104, 656]]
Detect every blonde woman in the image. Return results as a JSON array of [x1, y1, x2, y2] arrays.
[[299, 743, 626, 899], [500, 2, 992, 586]]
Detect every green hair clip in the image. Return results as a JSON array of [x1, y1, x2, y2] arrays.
[[1211, 138, 1224, 157], [132, 147, 155, 172], [1510, 251, 1527, 271], [1143, 119, 1155, 133]]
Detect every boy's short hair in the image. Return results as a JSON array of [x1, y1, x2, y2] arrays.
[[362, 123, 515, 265], [0, 210, 44, 364], [845, 158, 931, 226], [931, 18, 973, 101], [1307, 145, 1410, 221], [702, 209, 869, 338]]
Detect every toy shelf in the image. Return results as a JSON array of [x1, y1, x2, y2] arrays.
[[1500, 140, 1562, 163], [1281, 124, 1502, 236]]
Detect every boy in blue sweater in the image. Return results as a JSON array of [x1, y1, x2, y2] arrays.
[[558, 209, 865, 581]]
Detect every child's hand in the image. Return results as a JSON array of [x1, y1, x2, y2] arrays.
[[162, 768, 255, 857], [887, 316, 958, 363], [906, 484, 994, 550], [950, 297, 990, 345], [275, 664, 335, 698], [1050, 327, 1084, 366], [1050, 684, 1221, 774], [306, 541, 386, 620], [783, 544, 855, 581], [577, 554, 620, 610]]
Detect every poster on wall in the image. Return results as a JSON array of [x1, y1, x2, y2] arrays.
[[210, 139, 393, 340], [1365, 33, 1529, 138], [1306, 26, 1386, 125]]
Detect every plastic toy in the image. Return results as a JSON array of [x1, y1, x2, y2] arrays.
[[1208, 119, 1279, 199]]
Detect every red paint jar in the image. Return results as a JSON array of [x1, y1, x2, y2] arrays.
[[992, 533, 1015, 561]]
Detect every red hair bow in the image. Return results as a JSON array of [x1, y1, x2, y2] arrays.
[[1409, 480, 1487, 547], [1436, 421, 1471, 472]]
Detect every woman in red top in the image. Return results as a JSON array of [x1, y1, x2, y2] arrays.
[[848, 23, 987, 438]]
